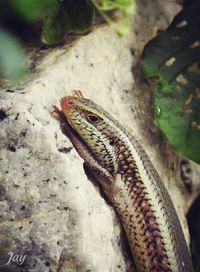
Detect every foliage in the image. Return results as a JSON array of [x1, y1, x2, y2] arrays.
[[141, 1, 200, 163], [0, 0, 134, 79], [9, 0, 94, 44], [0, 28, 25, 79], [91, 0, 135, 35]]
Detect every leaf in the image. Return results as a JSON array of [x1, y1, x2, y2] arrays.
[[7, 0, 133, 45], [41, 0, 94, 44], [0, 28, 26, 79], [8, 0, 45, 21], [141, 1, 200, 163], [8, 0, 94, 44]]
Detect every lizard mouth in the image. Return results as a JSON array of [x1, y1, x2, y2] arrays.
[[61, 96, 75, 113]]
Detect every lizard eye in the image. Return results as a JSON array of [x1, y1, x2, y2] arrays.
[[86, 114, 100, 124]]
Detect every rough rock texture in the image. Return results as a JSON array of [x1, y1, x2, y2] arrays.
[[0, 1, 200, 272]]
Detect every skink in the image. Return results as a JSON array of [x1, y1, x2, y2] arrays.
[[54, 91, 193, 272]]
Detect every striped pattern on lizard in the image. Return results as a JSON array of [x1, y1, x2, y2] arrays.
[[53, 91, 193, 272]]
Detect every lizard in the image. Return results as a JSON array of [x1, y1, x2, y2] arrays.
[[53, 90, 193, 272]]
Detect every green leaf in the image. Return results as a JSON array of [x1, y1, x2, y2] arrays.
[[8, 0, 94, 44], [141, 1, 200, 163], [6, 0, 133, 45], [8, 0, 46, 21], [0, 28, 26, 79], [41, 0, 94, 44]]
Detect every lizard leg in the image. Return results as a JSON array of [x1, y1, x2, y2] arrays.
[[72, 90, 84, 98]]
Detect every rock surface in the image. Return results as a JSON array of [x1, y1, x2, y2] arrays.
[[0, 1, 200, 271]]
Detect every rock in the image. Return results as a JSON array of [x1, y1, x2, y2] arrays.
[[0, 26, 135, 272]]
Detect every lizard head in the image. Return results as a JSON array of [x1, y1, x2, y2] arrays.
[[60, 94, 121, 174]]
